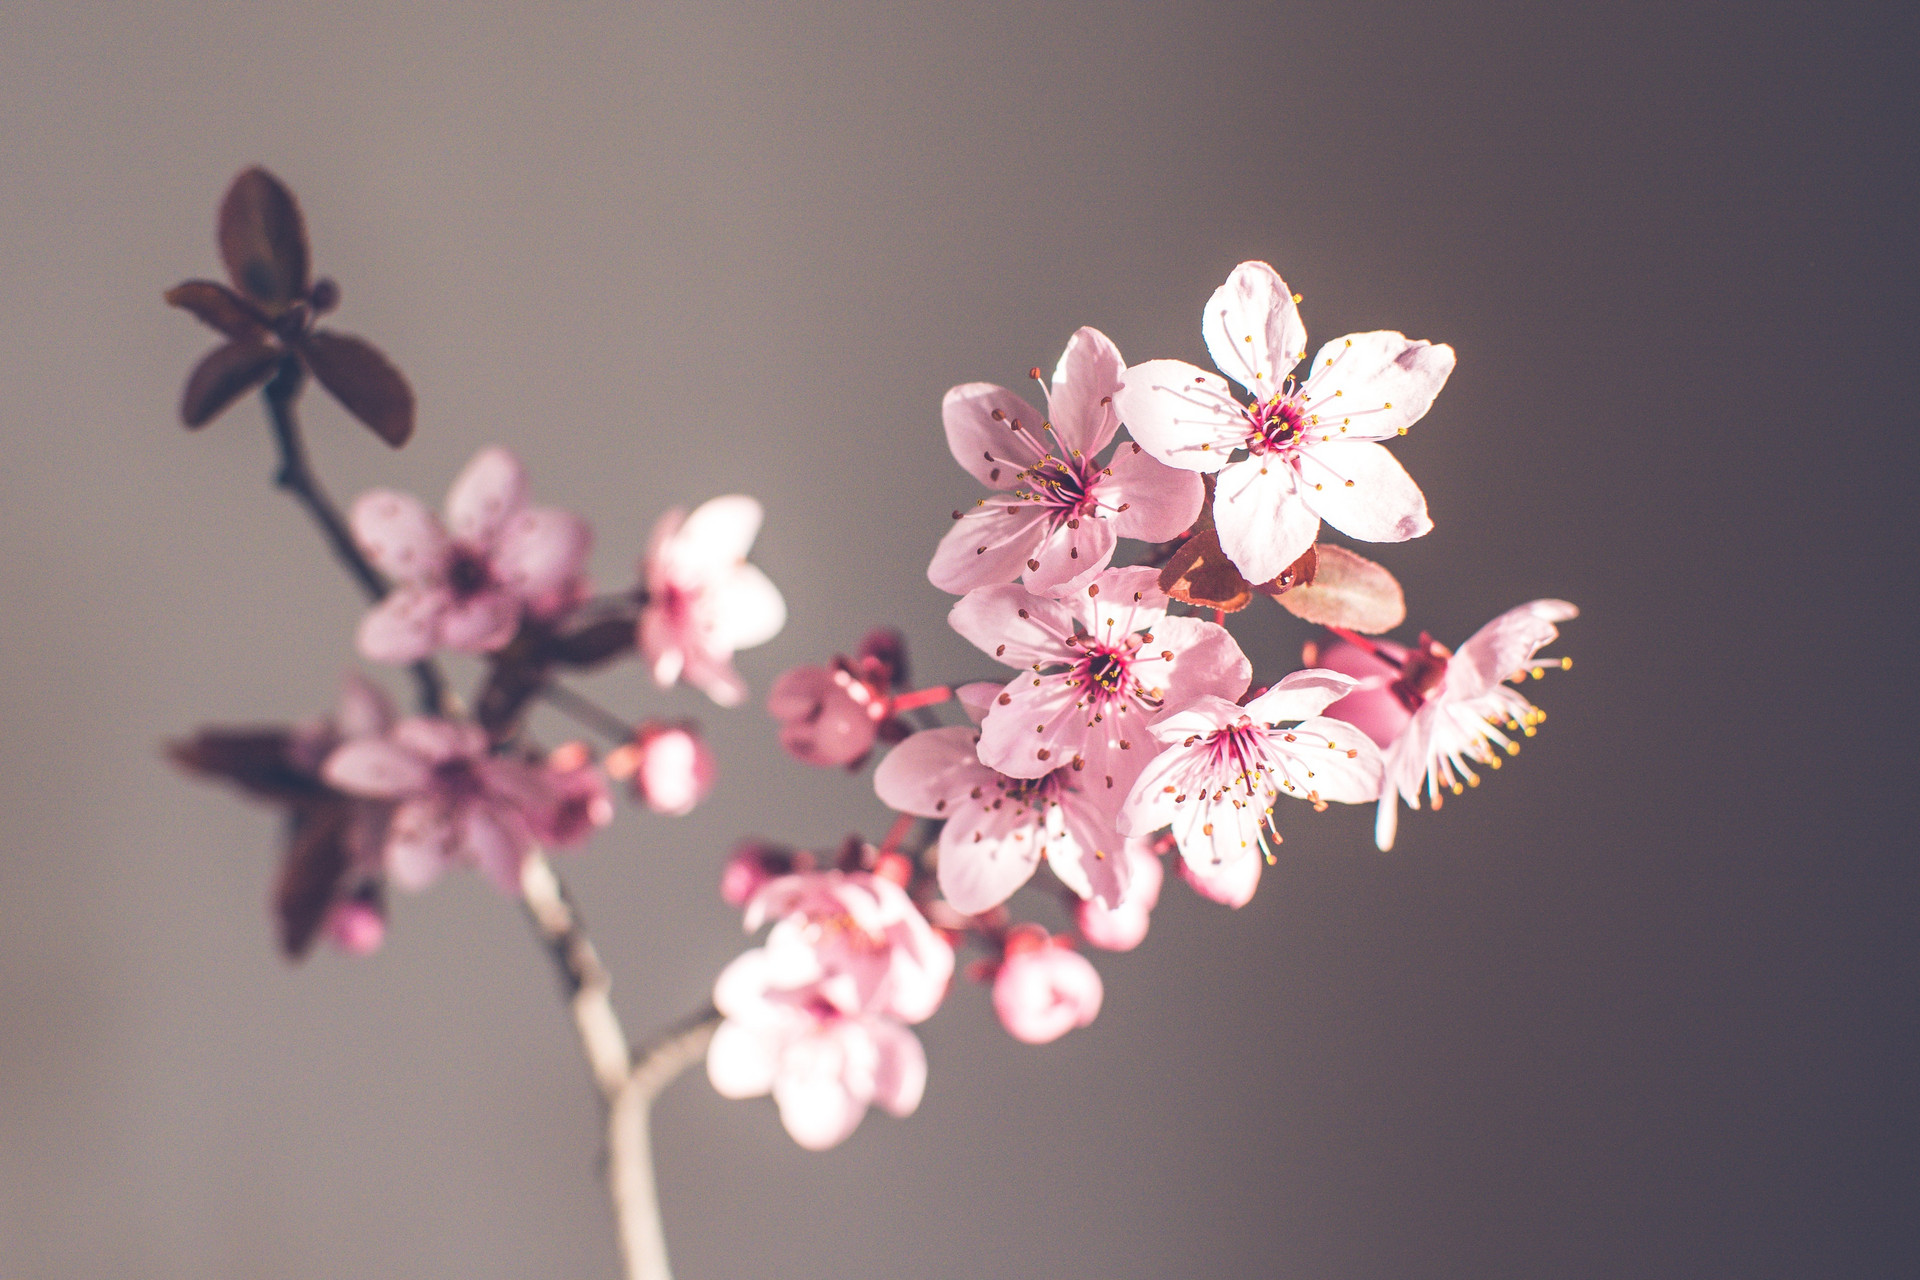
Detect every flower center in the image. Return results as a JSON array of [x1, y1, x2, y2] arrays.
[[1246, 394, 1307, 455], [447, 546, 493, 598], [431, 757, 484, 801], [1082, 648, 1130, 699], [1018, 455, 1095, 519]]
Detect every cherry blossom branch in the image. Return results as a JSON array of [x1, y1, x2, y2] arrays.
[[260, 358, 446, 715], [614, 1008, 721, 1280]]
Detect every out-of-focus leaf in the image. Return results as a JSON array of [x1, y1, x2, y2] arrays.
[[164, 279, 266, 339], [550, 616, 639, 668], [276, 799, 352, 960], [168, 728, 322, 800], [301, 329, 415, 446], [217, 167, 310, 311], [180, 338, 283, 427], [1159, 528, 1255, 611], [1265, 543, 1406, 633]]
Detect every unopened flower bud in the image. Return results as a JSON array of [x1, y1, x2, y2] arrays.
[[768, 661, 888, 767], [606, 723, 717, 816], [992, 935, 1103, 1044], [325, 898, 386, 956], [720, 841, 795, 907]]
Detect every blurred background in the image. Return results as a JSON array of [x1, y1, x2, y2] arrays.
[[1, 1, 1915, 1276]]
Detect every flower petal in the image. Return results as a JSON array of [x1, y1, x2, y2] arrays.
[[711, 565, 788, 652], [385, 797, 457, 890], [867, 1020, 927, 1118], [1181, 849, 1261, 907], [491, 506, 591, 601], [1057, 792, 1129, 908], [1242, 669, 1363, 725], [873, 727, 995, 818], [437, 588, 522, 653], [350, 490, 449, 585], [1212, 457, 1322, 585], [942, 383, 1047, 488], [947, 583, 1078, 670], [1048, 326, 1125, 457], [937, 799, 1046, 914], [444, 447, 528, 547], [1154, 615, 1254, 710], [1275, 716, 1385, 805], [928, 503, 1049, 595], [355, 588, 450, 665], [1451, 599, 1578, 699], [1299, 331, 1455, 442], [975, 677, 1083, 780], [1297, 440, 1431, 543], [706, 1018, 781, 1100], [1112, 359, 1241, 473], [1106, 445, 1205, 542], [322, 739, 431, 799], [1024, 514, 1116, 598], [1201, 261, 1307, 396]]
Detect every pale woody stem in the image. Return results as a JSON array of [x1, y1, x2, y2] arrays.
[[520, 852, 720, 1280]]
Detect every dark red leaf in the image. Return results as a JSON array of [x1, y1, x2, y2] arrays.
[[163, 279, 267, 339], [550, 616, 639, 668], [1261, 544, 1319, 595], [168, 728, 324, 801], [301, 329, 415, 446], [217, 167, 310, 311], [180, 338, 283, 427], [1158, 529, 1256, 612], [275, 799, 353, 959], [1265, 543, 1407, 633]]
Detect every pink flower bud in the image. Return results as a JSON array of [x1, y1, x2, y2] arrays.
[[767, 661, 889, 767], [607, 723, 717, 816], [325, 899, 386, 956], [992, 936, 1103, 1045], [720, 841, 795, 907]]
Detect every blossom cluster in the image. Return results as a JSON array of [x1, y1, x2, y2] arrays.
[[733, 262, 1576, 1147], [168, 178, 1572, 1163]]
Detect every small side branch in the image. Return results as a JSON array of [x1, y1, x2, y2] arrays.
[[613, 1010, 721, 1280]]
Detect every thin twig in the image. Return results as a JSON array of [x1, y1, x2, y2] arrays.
[[259, 358, 446, 714], [539, 680, 639, 745]]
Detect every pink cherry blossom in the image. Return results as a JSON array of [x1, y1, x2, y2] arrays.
[[950, 566, 1251, 805], [930, 327, 1204, 597], [1076, 837, 1164, 951], [1304, 637, 1417, 748], [322, 716, 578, 893], [743, 871, 955, 1024], [992, 930, 1104, 1045], [323, 897, 387, 956], [1356, 600, 1578, 851], [1120, 670, 1383, 877], [638, 495, 786, 707], [719, 841, 811, 907], [873, 682, 1130, 915], [706, 949, 927, 1151], [349, 447, 593, 665], [604, 723, 716, 816], [532, 743, 615, 846], [767, 660, 891, 768], [1180, 848, 1262, 907], [1113, 262, 1454, 584]]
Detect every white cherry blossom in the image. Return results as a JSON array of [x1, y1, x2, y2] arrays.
[[1114, 262, 1454, 584]]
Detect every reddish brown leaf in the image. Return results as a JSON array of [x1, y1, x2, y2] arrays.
[[180, 337, 283, 427], [1265, 543, 1407, 633], [168, 728, 325, 801], [301, 329, 415, 446], [550, 616, 639, 668], [1158, 528, 1256, 611], [276, 799, 353, 959], [163, 279, 267, 339], [217, 167, 310, 311]]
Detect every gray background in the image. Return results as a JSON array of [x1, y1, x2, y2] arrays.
[[1, 1, 1914, 1276]]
